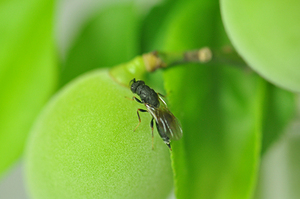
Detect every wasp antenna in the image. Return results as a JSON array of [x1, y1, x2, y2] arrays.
[[129, 78, 136, 86]]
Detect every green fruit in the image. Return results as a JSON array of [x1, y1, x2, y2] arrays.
[[221, 0, 300, 92], [25, 70, 173, 199]]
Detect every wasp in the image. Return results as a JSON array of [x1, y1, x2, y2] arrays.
[[129, 78, 183, 150]]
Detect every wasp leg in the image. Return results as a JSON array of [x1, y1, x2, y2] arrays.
[[125, 96, 143, 104], [125, 96, 133, 101], [150, 118, 154, 150], [157, 93, 166, 98], [158, 92, 171, 98], [133, 96, 143, 104], [134, 109, 148, 132]]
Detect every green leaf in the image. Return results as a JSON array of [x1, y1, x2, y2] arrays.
[[25, 69, 173, 199], [0, 0, 57, 176], [141, 0, 178, 52], [60, 3, 140, 87], [261, 85, 295, 154], [165, 65, 265, 199], [141, 0, 294, 198]]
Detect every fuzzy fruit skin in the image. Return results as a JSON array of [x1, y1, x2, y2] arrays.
[[221, 0, 300, 92], [25, 69, 173, 199]]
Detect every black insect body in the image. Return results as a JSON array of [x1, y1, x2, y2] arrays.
[[129, 78, 183, 150]]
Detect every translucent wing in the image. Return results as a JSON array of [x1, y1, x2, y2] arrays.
[[147, 105, 183, 140]]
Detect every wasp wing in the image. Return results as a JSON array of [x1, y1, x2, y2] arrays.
[[147, 105, 183, 140]]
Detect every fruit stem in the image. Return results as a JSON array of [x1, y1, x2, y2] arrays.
[[109, 56, 147, 87], [143, 46, 248, 72], [110, 46, 249, 86]]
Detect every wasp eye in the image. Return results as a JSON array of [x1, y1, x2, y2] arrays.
[[131, 83, 138, 93]]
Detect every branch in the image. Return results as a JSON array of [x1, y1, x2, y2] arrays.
[[143, 46, 248, 72]]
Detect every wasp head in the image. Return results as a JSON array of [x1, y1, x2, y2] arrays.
[[130, 78, 145, 93]]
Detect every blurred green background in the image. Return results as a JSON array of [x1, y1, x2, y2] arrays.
[[0, 0, 299, 198]]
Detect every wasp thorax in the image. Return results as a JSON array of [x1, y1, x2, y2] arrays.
[[130, 78, 145, 94]]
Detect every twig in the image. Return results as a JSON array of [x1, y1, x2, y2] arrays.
[[143, 46, 248, 72]]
